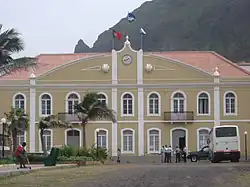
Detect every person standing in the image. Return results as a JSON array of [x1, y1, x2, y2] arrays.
[[183, 146, 188, 163], [164, 145, 168, 163], [15, 142, 27, 168], [168, 146, 173, 163], [175, 146, 181, 163], [160, 145, 165, 163]]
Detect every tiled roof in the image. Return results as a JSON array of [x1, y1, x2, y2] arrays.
[[151, 51, 250, 77], [0, 51, 249, 80]]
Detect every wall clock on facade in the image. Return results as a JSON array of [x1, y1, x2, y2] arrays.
[[122, 55, 132, 65]]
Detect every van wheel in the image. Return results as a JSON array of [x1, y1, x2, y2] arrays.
[[190, 155, 198, 162]]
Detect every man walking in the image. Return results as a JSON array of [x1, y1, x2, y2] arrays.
[[15, 142, 27, 168], [175, 146, 181, 163]]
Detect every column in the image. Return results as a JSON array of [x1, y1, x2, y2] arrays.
[[137, 49, 144, 156], [29, 73, 36, 152], [213, 67, 220, 126], [111, 49, 118, 156]]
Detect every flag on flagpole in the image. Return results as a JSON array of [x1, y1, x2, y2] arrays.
[[127, 12, 136, 23], [140, 28, 146, 35], [112, 30, 123, 40]]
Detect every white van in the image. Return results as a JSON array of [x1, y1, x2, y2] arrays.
[[208, 125, 240, 163]]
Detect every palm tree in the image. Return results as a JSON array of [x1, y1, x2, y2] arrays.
[[0, 24, 36, 74], [74, 92, 117, 148], [38, 115, 69, 155], [4, 107, 29, 152]]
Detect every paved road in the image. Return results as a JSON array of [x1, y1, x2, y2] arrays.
[[75, 162, 248, 187]]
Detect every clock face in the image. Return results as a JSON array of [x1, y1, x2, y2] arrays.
[[122, 55, 132, 65]]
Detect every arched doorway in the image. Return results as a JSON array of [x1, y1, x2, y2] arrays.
[[171, 128, 187, 151], [66, 129, 80, 148]]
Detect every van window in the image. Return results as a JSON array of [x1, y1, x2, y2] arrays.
[[215, 127, 237, 137]]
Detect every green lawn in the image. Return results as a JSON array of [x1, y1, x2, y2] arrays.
[[0, 165, 133, 187]]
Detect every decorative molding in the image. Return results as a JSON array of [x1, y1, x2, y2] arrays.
[[153, 65, 175, 71], [81, 66, 101, 71]]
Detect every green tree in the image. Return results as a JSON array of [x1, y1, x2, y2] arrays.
[[38, 115, 69, 155], [0, 24, 36, 74], [4, 107, 29, 152], [74, 92, 116, 148]]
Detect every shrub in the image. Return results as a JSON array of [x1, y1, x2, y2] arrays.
[[0, 156, 15, 164], [26, 153, 47, 163], [59, 145, 75, 157], [57, 156, 93, 162]]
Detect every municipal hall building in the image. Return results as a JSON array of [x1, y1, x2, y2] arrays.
[[0, 36, 250, 156]]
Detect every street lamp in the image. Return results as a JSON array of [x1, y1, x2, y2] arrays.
[[244, 131, 248, 161], [0, 118, 6, 158], [96, 128, 100, 160]]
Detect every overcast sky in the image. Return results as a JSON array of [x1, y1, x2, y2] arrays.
[[0, 0, 148, 57]]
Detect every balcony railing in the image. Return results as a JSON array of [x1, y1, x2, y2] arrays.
[[58, 113, 107, 123], [164, 111, 194, 122]]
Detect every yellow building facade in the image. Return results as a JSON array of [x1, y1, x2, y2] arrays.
[[1, 36, 250, 156]]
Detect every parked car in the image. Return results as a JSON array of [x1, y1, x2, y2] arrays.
[[187, 145, 209, 162]]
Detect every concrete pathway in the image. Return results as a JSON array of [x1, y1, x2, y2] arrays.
[[0, 164, 77, 177]]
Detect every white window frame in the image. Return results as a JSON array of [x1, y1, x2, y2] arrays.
[[196, 91, 210, 116], [147, 128, 161, 154], [39, 92, 53, 117], [147, 92, 161, 116], [17, 130, 27, 146], [223, 91, 237, 116], [39, 129, 53, 152], [97, 92, 108, 105], [94, 128, 108, 150], [64, 128, 82, 147], [65, 92, 80, 113], [171, 90, 187, 112], [121, 92, 135, 117], [196, 127, 210, 151], [121, 128, 135, 154], [12, 92, 27, 112]]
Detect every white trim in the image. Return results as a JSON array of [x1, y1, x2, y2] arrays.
[[196, 91, 211, 116], [120, 92, 135, 116], [171, 90, 187, 112], [223, 91, 238, 116], [38, 129, 53, 152], [94, 128, 109, 150], [97, 92, 108, 105], [121, 128, 135, 154], [39, 92, 53, 117], [29, 77, 36, 153], [147, 92, 161, 116], [196, 127, 210, 151], [64, 128, 82, 147], [147, 128, 161, 154], [170, 127, 188, 149], [65, 91, 80, 113], [12, 92, 27, 112], [38, 54, 109, 78]]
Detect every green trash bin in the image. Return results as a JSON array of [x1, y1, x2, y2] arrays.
[[44, 147, 60, 166]]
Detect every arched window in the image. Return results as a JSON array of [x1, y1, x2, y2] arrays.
[[96, 129, 108, 149], [14, 94, 25, 110], [148, 129, 160, 153], [198, 92, 209, 115], [42, 130, 52, 151], [98, 93, 107, 105], [121, 129, 134, 153], [122, 93, 133, 116], [66, 93, 80, 114], [65, 129, 80, 148], [198, 129, 210, 150], [173, 92, 185, 112], [225, 92, 236, 114], [17, 130, 25, 146], [148, 93, 160, 115], [40, 93, 52, 116]]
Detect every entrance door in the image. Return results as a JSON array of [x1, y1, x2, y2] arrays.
[[172, 129, 186, 151], [179, 136, 186, 150]]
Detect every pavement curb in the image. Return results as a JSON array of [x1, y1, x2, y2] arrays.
[[0, 164, 77, 179], [0, 164, 17, 169]]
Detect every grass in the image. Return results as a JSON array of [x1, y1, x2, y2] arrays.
[[0, 164, 133, 187]]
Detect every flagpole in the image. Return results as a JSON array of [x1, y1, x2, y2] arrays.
[[140, 34, 143, 50], [112, 38, 115, 50]]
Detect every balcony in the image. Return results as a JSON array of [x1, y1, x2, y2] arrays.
[[58, 113, 108, 123], [164, 111, 194, 123]]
